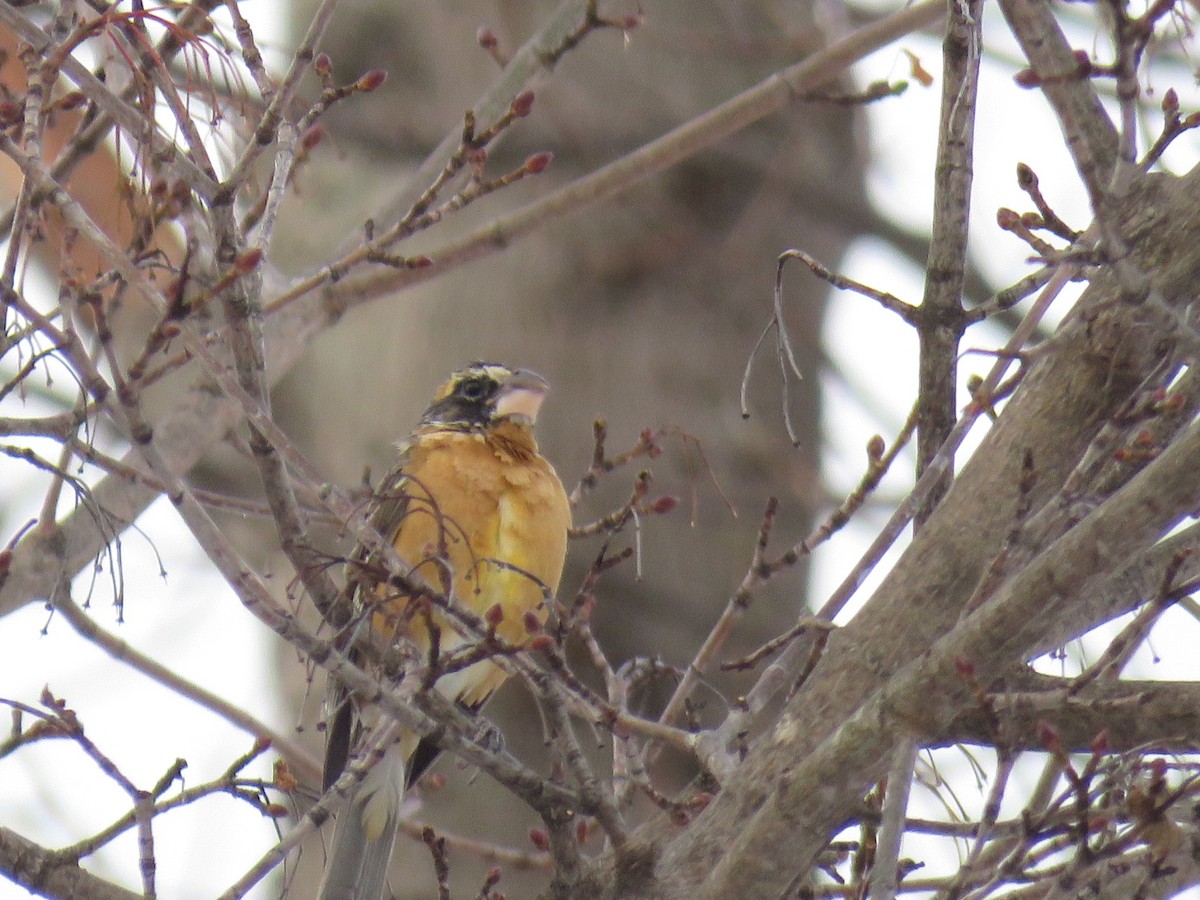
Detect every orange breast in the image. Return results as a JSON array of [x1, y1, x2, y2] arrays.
[[370, 423, 570, 706]]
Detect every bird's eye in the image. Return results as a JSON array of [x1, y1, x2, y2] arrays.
[[458, 378, 490, 401]]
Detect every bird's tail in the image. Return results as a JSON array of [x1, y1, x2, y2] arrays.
[[317, 744, 406, 900]]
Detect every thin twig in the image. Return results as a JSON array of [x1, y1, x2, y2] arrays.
[[265, 0, 947, 315], [51, 587, 322, 784]]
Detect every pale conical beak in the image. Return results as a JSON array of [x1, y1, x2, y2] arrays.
[[494, 369, 550, 424]]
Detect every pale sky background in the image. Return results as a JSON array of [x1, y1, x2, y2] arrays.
[[2, 2, 1200, 897]]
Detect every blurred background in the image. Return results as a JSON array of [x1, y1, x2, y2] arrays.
[[3, 0, 1199, 897]]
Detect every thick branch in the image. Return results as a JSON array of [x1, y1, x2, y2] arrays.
[[633, 161, 1200, 899], [942, 674, 1200, 752], [0, 827, 140, 900], [687, 412, 1200, 899], [915, 0, 981, 505]]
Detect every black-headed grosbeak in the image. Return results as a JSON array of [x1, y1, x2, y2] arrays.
[[318, 363, 571, 900]]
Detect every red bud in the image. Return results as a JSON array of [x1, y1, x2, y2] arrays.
[[1014, 68, 1041, 88], [522, 610, 542, 633], [649, 495, 677, 515], [485, 603, 504, 627], [1162, 88, 1179, 116], [313, 53, 332, 78], [529, 828, 550, 851], [356, 69, 388, 92], [58, 91, 86, 111], [477, 26, 498, 49], [866, 434, 885, 462], [510, 90, 535, 118], [1016, 162, 1036, 189], [236, 247, 264, 273], [523, 151, 553, 174]]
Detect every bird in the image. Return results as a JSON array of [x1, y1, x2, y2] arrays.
[[317, 362, 572, 900]]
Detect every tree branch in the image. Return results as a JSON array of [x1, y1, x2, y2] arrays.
[[636, 158, 1200, 900], [0, 826, 140, 900]]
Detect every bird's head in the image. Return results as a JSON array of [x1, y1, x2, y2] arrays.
[[419, 363, 551, 431]]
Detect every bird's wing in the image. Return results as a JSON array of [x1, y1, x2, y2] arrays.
[[318, 452, 422, 900], [322, 448, 415, 791]]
